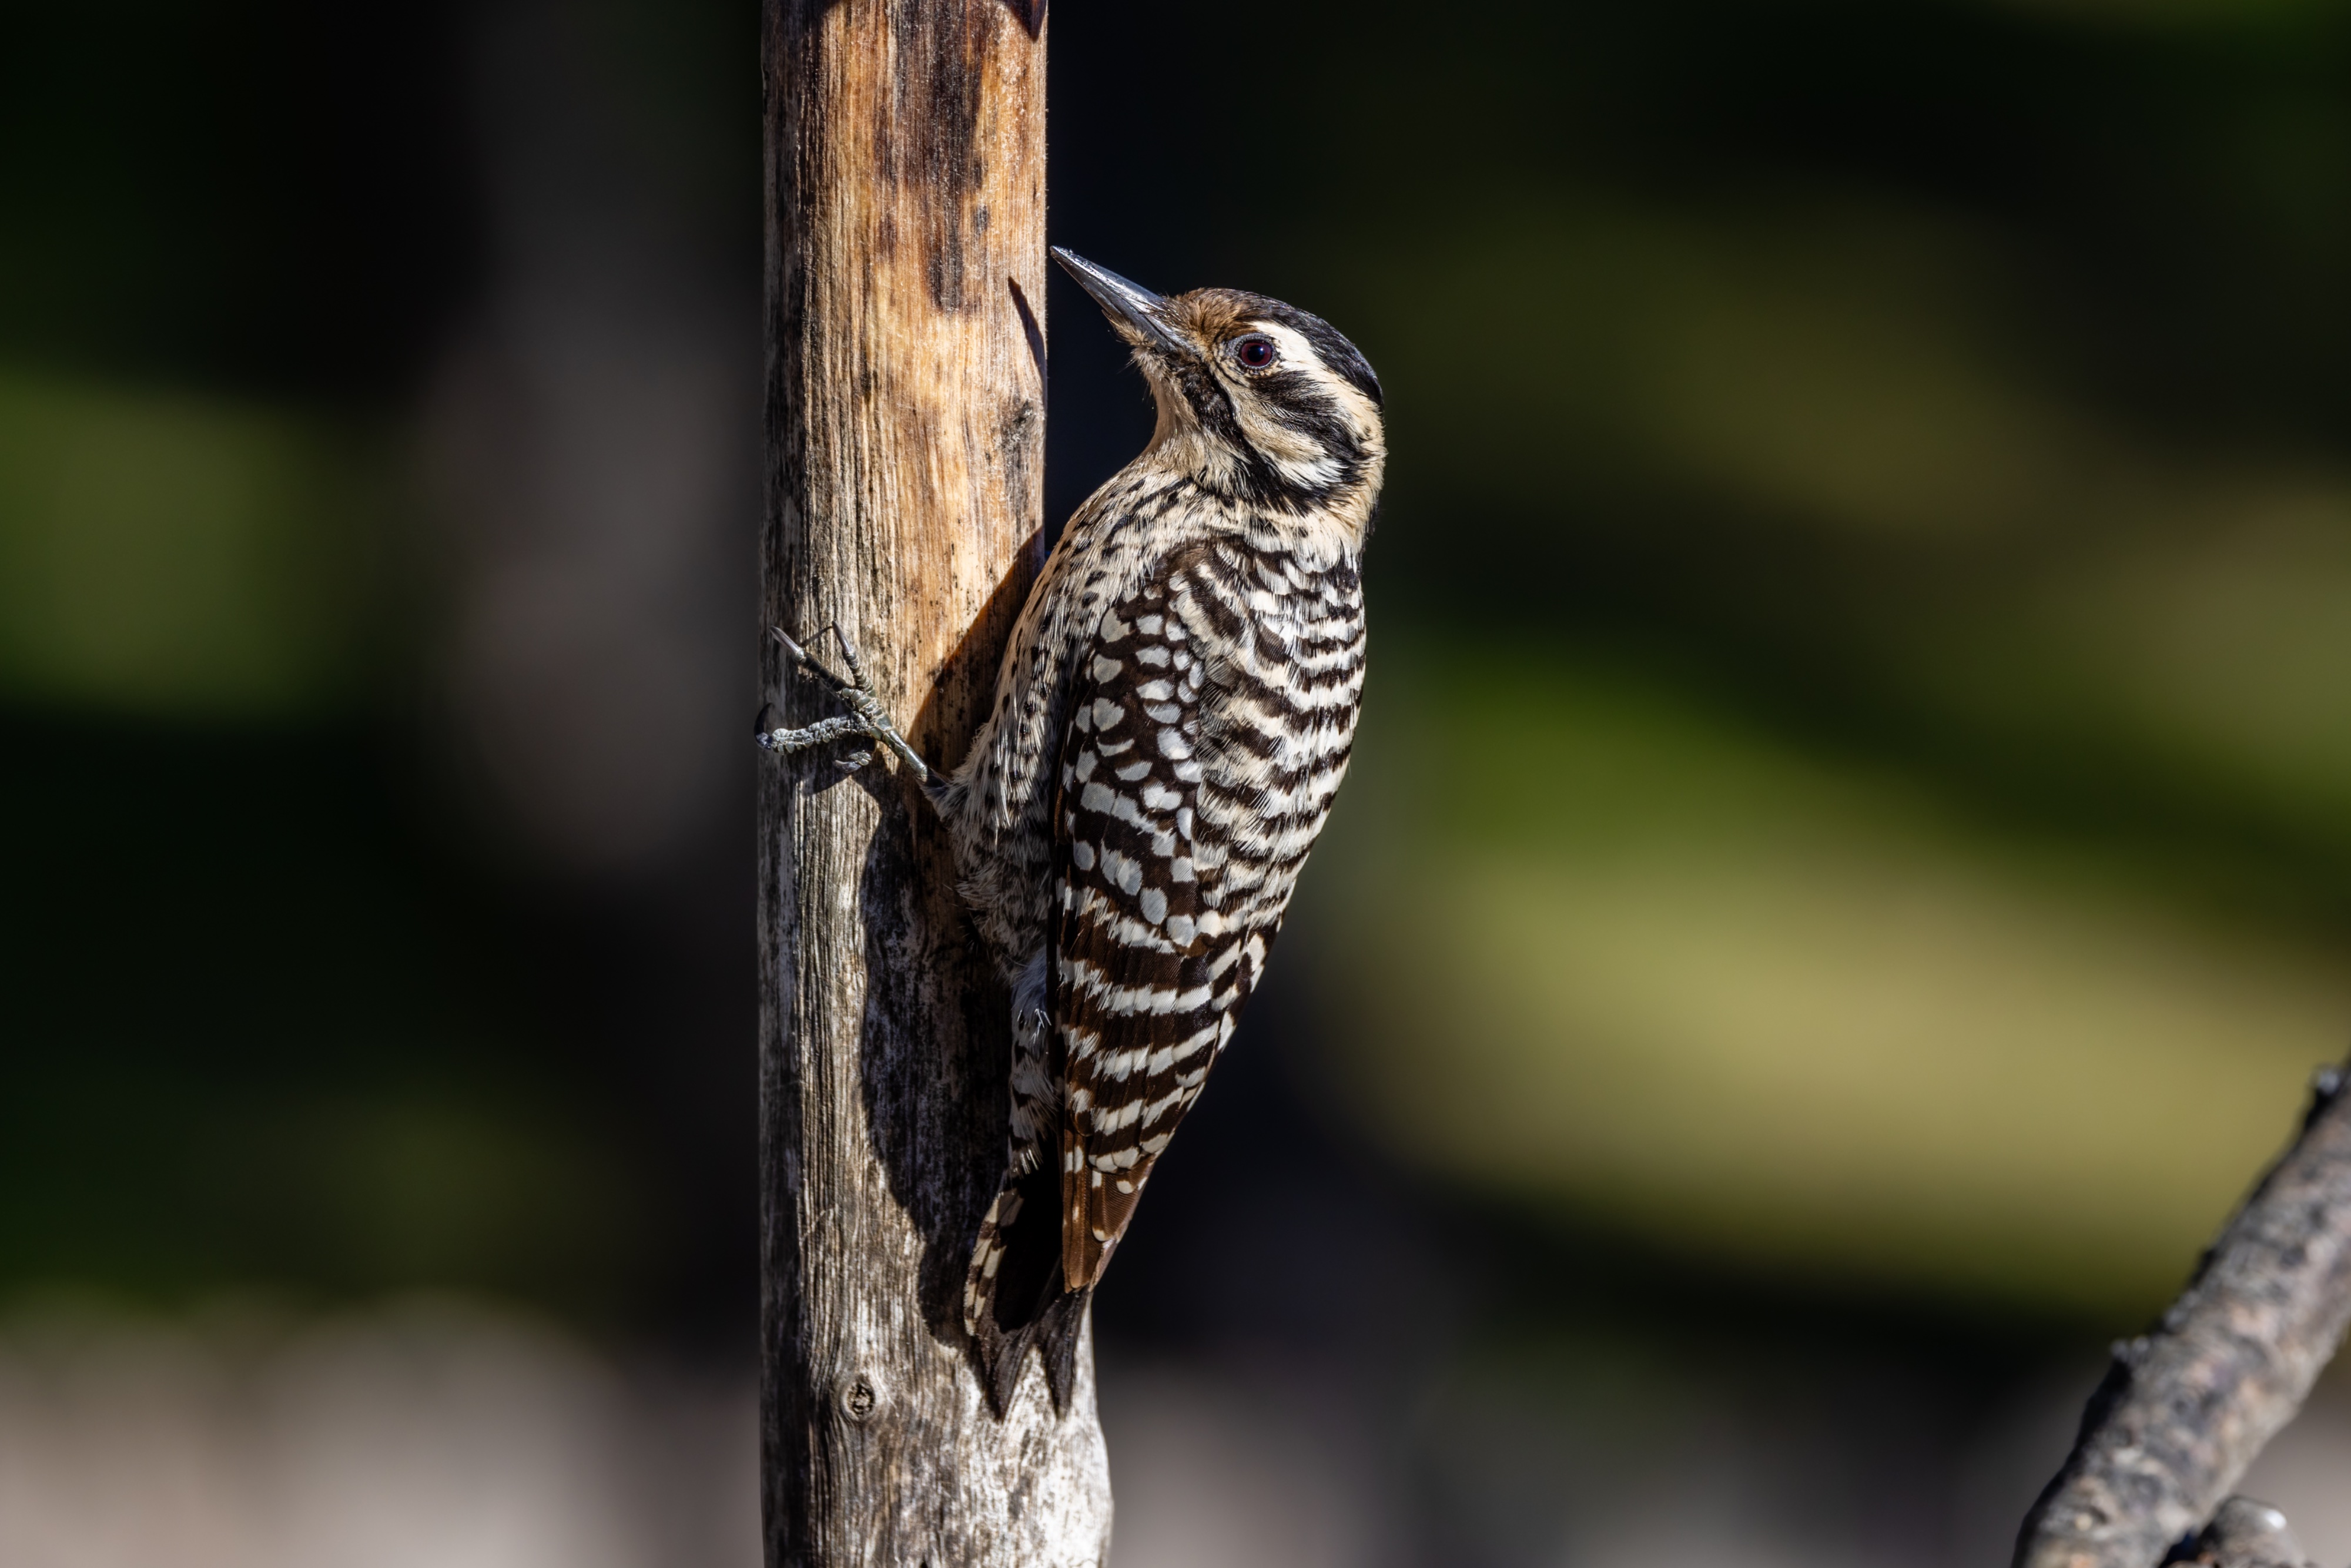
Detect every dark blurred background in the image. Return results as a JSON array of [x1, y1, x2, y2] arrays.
[[6, 1, 2351, 1563]]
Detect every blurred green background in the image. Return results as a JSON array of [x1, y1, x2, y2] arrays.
[[5, 0, 2350, 1432]]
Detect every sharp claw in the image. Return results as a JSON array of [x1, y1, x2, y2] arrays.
[[829, 628, 870, 686], [758, 622, 938, 795], [773, 624, 843, 678]]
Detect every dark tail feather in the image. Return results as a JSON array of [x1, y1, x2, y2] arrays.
[[1034, 1286, 1089, 1412], [964, 1157, 1090, 1417]]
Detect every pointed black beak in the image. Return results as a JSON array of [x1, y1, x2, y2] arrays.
[[1052, 247, 1190, 359]]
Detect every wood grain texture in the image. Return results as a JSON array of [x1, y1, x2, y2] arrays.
[[758, 2, 1112, 1563], [2015, 1061, 2351, 1568]]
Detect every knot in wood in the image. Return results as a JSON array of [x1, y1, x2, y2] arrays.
[[840, 1374, 879, 1423]]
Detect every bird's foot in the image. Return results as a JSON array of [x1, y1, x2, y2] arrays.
[[758, 626, 935, 785]]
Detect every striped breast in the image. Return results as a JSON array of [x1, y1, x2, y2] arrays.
[[1050, 530, 1367, 1289]]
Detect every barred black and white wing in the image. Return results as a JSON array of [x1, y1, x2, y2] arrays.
[[960, 551, 1220, 1409], [1051, 556, 1221, 1289], [1054, 536, 1365, 1288], [960, 531, 1365, 1412]]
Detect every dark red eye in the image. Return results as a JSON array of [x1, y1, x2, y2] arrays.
[[1234, 335, 1277, 369]]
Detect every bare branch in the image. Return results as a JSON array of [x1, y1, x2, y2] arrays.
[[2015, 1060, 2351, 1568]]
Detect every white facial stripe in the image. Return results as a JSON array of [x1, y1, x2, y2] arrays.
[[1315, 364, 1382, 454], [1132, 309, 1387, 542], [1248, 323, 1323, 377], [1218, 323, 1377, 490]]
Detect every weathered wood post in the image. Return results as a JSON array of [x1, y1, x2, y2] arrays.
[[758, 2, 1113, 1563]]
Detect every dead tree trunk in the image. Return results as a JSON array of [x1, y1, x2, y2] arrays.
[[758, 3, 1112, 1564]]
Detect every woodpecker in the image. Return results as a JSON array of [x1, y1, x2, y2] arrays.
[[761, 249, 1384, 1415]]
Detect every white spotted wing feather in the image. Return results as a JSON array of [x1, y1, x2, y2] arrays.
[[1051, 535, 1365, 1288]]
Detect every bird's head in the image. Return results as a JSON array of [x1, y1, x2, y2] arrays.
[[1054, 248, 1385, 544]]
